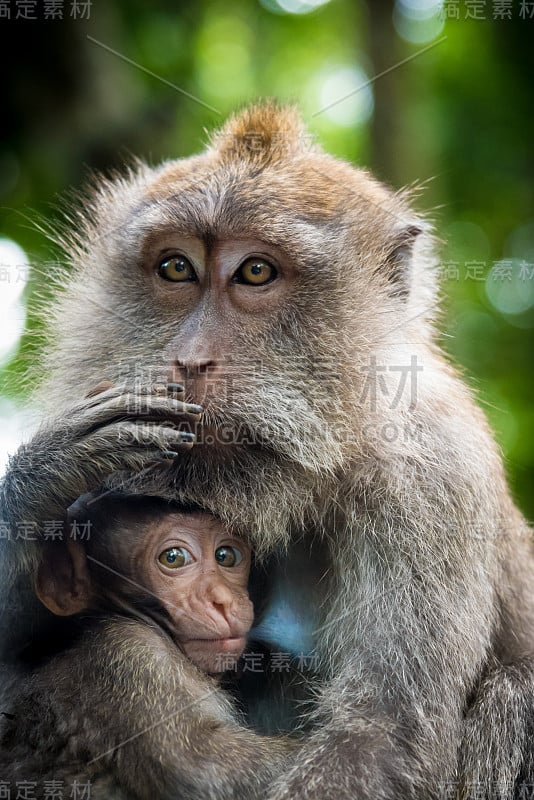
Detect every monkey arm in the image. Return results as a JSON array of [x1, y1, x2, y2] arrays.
[[263, 474, 508, 800], [0, 385, 202, 661], [0, 384, 200, 551], [24, 617, 295, 800]]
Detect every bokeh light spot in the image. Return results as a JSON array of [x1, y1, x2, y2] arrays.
[[315, 65, 374, 127], [393, 0, 445, 44], [485, 259, 534, 317], [260, 0, 332, 14]]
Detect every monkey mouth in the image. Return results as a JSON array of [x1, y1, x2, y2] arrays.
[[180, 637, 248, 674], [185, 636, 246, 649], [181, 636, 248, 661]]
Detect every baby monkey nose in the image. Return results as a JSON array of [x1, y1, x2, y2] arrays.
[[207, 581, 235, 618]]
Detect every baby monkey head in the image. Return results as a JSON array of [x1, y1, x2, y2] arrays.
[[35, 492, 254, 675]]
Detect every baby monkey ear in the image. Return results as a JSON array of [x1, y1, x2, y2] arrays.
[[35, 539, 92, 617]]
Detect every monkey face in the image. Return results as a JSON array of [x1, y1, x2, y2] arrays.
[[130, 212, 350, 472], [148, 235, 295, 408], [130, 511, 254, 674], [55, 192, 351, 490]]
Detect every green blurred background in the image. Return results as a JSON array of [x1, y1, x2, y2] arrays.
[[0, 0, 533, 515]]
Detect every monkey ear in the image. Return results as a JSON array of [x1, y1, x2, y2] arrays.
[[35, 540, 93, 616], [383, 224, 424, 299]]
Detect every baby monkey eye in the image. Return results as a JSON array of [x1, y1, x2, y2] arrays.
[[158, 255, 196, 282], [158, 547, 193, 569], [233, 257, 277, 286], [214, 546, 243, 568]]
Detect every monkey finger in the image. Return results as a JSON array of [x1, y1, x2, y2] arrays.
[[166, 382, 186, 397], [130, 395, 203, 419], [74, 423, 196, 481], [132, 396, 203, 420], [78, 392, 202, 426], [182, 401, 203, 418], [125, 382, 198, 412], [168, 431, 196, 448], [109, 420, 196, 451], [149, 382, 185, 399], [82, 384, 193, 416], [121, 382, 185, 398], [160, 429, 196, 449]]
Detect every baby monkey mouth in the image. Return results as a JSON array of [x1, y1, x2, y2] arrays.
[[181, 636, 248, 661], [184, 636, 246, 647]]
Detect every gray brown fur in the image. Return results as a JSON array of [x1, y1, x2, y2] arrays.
[[0, 617, 293, 799], [1, 101, 533, 798]]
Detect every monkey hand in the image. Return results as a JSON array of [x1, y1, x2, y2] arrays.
[[0, 381, 202, 539]]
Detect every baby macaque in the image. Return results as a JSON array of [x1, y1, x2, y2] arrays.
[[37, 491, 255, 676], [0, 494, 291, 799]]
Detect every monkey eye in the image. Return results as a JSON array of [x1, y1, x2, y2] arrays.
[[214, 546, 243, 568], [158, 546, 193, 569], [233, 257, 277, 286], [157, 255, 196, 282]]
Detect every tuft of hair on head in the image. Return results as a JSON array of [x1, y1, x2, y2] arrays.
[[208, 99, 315, 167]]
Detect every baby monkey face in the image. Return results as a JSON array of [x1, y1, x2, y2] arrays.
[[134, 512, 254, 674]]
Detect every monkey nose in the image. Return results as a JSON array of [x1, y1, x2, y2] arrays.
[[172, 360, 218, 403], [209, 585, 233, 611], [175, 358, 215, 373], [205, 583, 234, 617]]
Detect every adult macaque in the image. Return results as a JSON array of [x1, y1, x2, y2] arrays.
[[1, 102, 533, 799], [0, 494, 292, 798]]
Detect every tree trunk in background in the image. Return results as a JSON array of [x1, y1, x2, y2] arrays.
[[368, 0, 402, 187]]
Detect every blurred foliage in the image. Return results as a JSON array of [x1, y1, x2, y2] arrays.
[[0, 0, 533, 514]]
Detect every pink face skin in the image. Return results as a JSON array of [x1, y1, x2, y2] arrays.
[[131, 512, 254, 675]]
